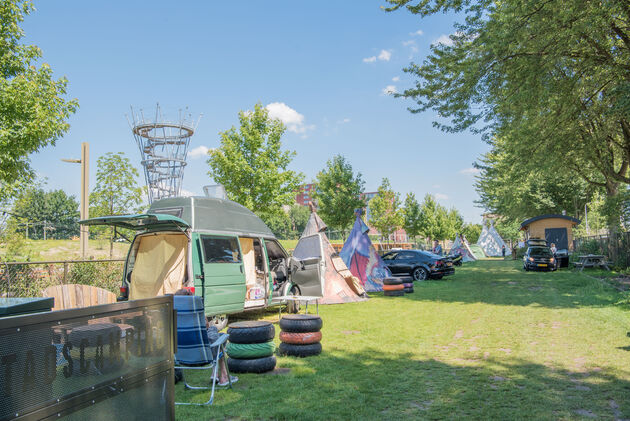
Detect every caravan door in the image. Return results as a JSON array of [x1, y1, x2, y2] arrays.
[[291, 234, 325, 297]]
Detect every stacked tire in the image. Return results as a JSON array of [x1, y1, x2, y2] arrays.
[[383, 278, 405, 296], [278, 314, 322, 357], [403, 282, 414, 293], [226, 321, 276, 373]]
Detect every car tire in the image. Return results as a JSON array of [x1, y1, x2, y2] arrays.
[[412, 267, 428, 281], [383, 284, 404, 291], [227, 355, 276, 373], [279, 314, 323, 333], [226, 340, 275, 359], [383, 277, 403, 285], [403, 287, 414, 293], [384, 290, 405, 297], [403, 283, 413, 288], [227, 321, 275, 344], [279, 331, 322, 345], [278, 342, 322, 358], [287, 285, 301, 313]]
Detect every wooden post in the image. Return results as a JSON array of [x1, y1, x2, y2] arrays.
[[63, 262, 68, 284], [80, 142, 89, 258]]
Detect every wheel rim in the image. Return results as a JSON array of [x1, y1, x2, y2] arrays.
[[413, 268, 426, 281]]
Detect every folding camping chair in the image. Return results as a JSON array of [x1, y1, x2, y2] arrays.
[[173, 295, 233, 406]]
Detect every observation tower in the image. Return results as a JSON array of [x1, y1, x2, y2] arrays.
[[128, 104, 200, 203]]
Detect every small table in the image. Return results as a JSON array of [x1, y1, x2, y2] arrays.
[[575, 255, 610, 271], [276, 295, 320, 320]]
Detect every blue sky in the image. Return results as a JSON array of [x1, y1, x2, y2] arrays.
[[23, 1, 488, 223]]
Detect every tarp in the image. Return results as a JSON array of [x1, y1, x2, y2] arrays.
[[339, 213, 391, 292], [477, 221, 508, 257], [449, 234, 476, 262], [295, 211, 367, 304]]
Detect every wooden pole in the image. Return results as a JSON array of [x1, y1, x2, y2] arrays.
[[80, 142, 89, 258]]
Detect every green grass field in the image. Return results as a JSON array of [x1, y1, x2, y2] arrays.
[[176, 260, 630, 420]]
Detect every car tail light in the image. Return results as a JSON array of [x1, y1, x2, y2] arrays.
[[436, 260, 442, 266], [184, 286, 195, 295], [119, 286, 129, 298]]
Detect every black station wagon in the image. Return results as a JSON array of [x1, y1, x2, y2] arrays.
[[382, 249, 455, 281]]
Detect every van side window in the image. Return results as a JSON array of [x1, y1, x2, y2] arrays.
[[201, 236, 241, 263], [264, 239, 286, 261]]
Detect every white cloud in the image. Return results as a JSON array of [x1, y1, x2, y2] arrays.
[[433, 34, 454, 47], [342, 118, 350, 123], [378, 49, 392, 61], [402, 40, 415, 46], [189, 145, 212, 158], [392, 76, 400, 82], [460, 167, 481, 176], [265, 102, 314, 135], [435, 193, 449, 200], [363, 49, 392, 63], [382, 85, 398, 95], [410, 29, 424, 36]]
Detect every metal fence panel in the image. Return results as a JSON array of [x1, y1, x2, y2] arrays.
[[0, 296, 174, 421]]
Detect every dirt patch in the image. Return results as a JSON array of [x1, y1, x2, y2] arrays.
[[574, 409, 596, 418], [410, 401, 433, 411], [469, 346, 480, 352], [265, 367, 291, 375], [498, 348, 512, 354], [491, 375, 507, 381], [342, 330, 361, 335], [507, 281, 517, 285], [528, 286, 543, 291], [483, 352, 490, 359], [551, 321, 564, 329], [454, 330, 464, 339]]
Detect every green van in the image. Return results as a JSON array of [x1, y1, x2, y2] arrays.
[[80, 196, 323, 329]]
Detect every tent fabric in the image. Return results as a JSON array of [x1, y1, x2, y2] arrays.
[[449, 234, 476, 262], [129, 233, 187, 300], [339, 215, 391, 292], [477, 222, 508, 257], [301, 211, 328, 237], [296, 211, 366, 305], [468, 244, 487, 259]]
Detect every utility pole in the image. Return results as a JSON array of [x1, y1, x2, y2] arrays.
[[62, 142, 89, 257]]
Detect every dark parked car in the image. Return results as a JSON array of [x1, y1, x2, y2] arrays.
[[523, 246, 556, 271], [382, 249, 455, 280]]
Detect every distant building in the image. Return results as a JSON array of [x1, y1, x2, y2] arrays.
[[295, 183, 316, 207], [361, 191, 377, 221]]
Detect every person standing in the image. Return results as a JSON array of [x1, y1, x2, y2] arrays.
[[502, 244, 506, 257], [432, 240, 442, 256]]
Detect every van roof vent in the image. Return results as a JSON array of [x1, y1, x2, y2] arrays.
[[203, 184, 227, 200]]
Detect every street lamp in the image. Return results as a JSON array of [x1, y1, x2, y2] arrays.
[[62, 142, 89, 257]]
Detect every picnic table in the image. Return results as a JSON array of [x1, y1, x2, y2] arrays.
[[574, 254, 611, 271]]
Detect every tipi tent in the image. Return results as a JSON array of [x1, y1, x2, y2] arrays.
[[292, 211, 367, 304], [449, 234, 476, 262], [339, 212, 391, 292], [477, 221, 508, 257]]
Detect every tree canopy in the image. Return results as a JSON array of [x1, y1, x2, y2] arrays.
[[208, 103, 304, 218], [369, 178, 403, 240], [387, 0, 630, 230], [0, 0, 78, 201], [314, 155, 366, 232]]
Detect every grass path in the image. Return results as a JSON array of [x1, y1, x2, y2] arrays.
[[177, 260, 630, 420]]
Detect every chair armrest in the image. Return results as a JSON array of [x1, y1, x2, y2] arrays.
[[210, 333, 229, 348]]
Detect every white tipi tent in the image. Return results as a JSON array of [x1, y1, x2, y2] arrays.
[[450, 234, 476, 262], [477, 221, 508, 257]]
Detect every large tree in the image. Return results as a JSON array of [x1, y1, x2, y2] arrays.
[[9, 187, 79, 239], [90, 152, 144, 256], [386, 0, 630, 230], [314, 155, 366, 232], [208, 102, 304, 218], [0, 0, 78, 201], [368, 178, 403, 241], [403, 192, 422, 241]]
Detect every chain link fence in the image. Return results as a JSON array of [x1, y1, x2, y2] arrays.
[[0, 259, 124, 298], [573, 232, 630, 269]]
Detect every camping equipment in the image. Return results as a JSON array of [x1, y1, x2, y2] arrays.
[[278, 314, 323, 357], [226, 321, 277, 373]]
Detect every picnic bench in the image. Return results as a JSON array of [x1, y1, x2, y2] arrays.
[[573, 255, 611, 271]]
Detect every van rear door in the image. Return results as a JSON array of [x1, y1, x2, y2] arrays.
[[196, 234, 246, 315], [291, 234, 325, 297]]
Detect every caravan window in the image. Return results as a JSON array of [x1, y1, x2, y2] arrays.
[[201, 236, 241, 263], [292, 235, 321, 260]]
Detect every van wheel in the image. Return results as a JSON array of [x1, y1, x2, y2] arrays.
[[208, 314, 228, 331], [287, 286, 300, 313]]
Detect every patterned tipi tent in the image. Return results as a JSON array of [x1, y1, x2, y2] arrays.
[[476, 221, 507, 257], [450, 234, 476, 262], [293, 211, 367, 304], [339, 211, 391, 292]]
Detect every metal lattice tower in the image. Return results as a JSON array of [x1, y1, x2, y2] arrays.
[[128, 104, 200, 203]]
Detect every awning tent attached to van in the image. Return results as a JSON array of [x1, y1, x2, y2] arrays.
[[293, 212, 367, 305], [339, 213, 390, 292], [450, 234, 476, 262]]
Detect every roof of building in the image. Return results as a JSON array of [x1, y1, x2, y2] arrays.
[[520, 214, 581, 230]]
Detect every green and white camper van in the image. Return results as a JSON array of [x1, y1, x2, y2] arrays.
[[80, 196, 323, 329]]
